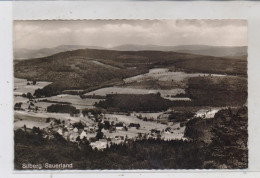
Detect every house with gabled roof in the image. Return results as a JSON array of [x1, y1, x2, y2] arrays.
[[73, 127, 79, 133], [69, 132, 79, 142], [79, 130, 87, 139]]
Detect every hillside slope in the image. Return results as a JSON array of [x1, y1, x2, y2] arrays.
[[185, 106, 248, 168], [14, 48, 247, 96]]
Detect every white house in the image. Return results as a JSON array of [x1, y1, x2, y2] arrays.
[[116, 126, 124, 131], [57, 128, 63, 135], [73, 127, 79, 133], [69, 132, 79, 142], [79, 130, 87, 139]]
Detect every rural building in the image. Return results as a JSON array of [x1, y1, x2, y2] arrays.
[[79, 130, 87, 139]]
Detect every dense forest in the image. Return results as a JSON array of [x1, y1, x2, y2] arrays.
[[95, 94, 174, 112], [47, 104, 80, 115], [186, 76, 247, 106]]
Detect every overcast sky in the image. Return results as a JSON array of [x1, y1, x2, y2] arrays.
[[13, 20, 247, 49]]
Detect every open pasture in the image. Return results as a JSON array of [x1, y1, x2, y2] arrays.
[[105, 114, 184, 134], [124, 68, 226, 84], [14, 120, 50, 130], [85, 87, 184, 98], [46, 94, 102, 109], [14, 110, 94, 125], [14, 77, 52, 95]]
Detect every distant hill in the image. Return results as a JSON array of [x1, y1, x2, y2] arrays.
[[14, 48, 247, 97], [111, 44, 247, 59], [14, 44, 247, 60], [14, 45, 105, 60]]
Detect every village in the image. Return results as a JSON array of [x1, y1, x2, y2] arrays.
[[17, 108, 186, 150]]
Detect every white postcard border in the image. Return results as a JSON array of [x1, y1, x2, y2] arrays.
[[1, 1, 260, 177]]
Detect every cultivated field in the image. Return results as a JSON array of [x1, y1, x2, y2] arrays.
[[14, 77, 51, 96]]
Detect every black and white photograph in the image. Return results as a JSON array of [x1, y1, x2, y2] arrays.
[[13, 19, 248, 170]]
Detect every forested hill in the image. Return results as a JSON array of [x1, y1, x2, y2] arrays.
[[14, 48, 247, 96], [14, 45, 247, 60]]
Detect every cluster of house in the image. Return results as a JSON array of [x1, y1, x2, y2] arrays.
[[17, 109, 181, 150], [43, 118, 134, 149], [42, 119, 97, 142], [39, 114, 174, 149]]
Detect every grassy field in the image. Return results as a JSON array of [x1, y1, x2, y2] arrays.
[[105, 113, 185, 138], [47, 94, 101, 109], [122, 68, 228, 92], [14, 110, 94, 125], [14, 120, 50, 130], [14, 77, 51, 95], [84, 86, 184, 98]]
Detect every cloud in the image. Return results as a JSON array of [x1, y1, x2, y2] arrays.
[[13, 20, 247, 49]]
